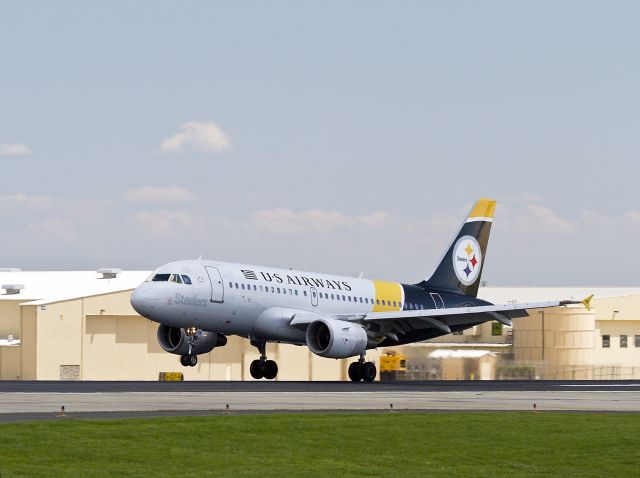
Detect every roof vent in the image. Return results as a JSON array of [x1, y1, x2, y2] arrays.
[[97, 268, 122, 279], [0, 268, 21, 272], [2, 284, 24, 295]]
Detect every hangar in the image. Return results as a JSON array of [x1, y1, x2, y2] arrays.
[[1, 269, 639, 380]]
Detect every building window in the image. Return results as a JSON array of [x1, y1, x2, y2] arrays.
[[636, 335, 640, 347], [491, 322, 503, 336], [620, 335, 628, 348], [602, 335, 610, 348]]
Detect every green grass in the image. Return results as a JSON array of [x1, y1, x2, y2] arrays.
[[0, 412, 638, 477]]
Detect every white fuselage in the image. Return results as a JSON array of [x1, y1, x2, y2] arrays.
[[131, 259, 409, 344]]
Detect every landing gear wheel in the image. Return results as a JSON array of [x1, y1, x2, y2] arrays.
[[250, 360, 265, 379], [263, 360, 278, 380], [180, 354, 189, 367], [362, 362, 376, 382], [188, 354, 198, 367], [348, 362, 363, 382]]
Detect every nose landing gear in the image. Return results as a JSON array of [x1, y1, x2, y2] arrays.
[[249, 339, 278, 380], [348, 354, 376, 382], [180, 327, 199, 367]]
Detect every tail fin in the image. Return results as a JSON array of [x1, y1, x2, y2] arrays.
[[419, 198, 496, 297]]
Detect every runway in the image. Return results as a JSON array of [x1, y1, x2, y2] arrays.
[[1, 381, 639, 422]]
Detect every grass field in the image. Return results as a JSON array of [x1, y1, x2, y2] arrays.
[[0, 412, 638, 477]]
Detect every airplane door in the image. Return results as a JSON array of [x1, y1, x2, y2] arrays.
[[430, 293, 445, 309], [310, 287, 318, 307], [205, 266, 224, 303]]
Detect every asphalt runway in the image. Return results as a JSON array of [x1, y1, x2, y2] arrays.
[[1, 381, 639, 422]]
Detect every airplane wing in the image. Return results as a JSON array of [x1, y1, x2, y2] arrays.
[[290, 295, 593, 332]]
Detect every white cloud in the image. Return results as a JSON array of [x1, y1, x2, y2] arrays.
[[524, 205, 576, 234], [0, 143, 31, 155], [250, 208, 392, 235], [0, 194, 53, 208], [160, 121, 231, 154], [27, 218, 77, 242], [127, 209, 216, 239], [125, 186, 194, 204]]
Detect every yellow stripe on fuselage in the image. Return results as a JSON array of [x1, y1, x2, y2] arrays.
[[372, 280, 403, 312]]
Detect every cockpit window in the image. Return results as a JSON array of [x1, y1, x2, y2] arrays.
[[169, 274, 183, 284], [181, 275, 192, 285], [152, 274, 171, 282]]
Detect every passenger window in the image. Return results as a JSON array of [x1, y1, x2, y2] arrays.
[[235, 283, 239, 289], [342, 295, 346, 301], [241, 284, 245, 290], [295, 290, 298, 296], [382, 300, 386, 306], [277, 288, 281, 293], [229, 282, 233, 288], [260, 286, 263, 292], [393, 301, 396, 307], [376, 299, 380, 305], [271, 287, 275, 293], [304, 291, 307, 296], [331, 294, 335, 300], [289, 289, 293, 295], [359, 297, 363, 303], [253, 285, 257, 291], [348, 296, 351, 302], [152, 274, 171, 282]]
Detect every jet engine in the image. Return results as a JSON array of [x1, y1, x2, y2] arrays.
[[157, 325, 227, 355], [305, 317, 368, 359]]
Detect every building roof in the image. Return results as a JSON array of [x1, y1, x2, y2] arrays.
[[0, 270, 149, 305]]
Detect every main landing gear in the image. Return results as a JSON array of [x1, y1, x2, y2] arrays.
[[348, 354, 377, 382], [180, 326, 199, 367], [249, 339, 278, 380], [180, 354, 198, 367]]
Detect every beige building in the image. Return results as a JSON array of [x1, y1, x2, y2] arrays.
[[1, 270, 639, 381], [0, 270, 378, 381]]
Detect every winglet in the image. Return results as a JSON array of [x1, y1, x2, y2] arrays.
[[581, 294, 594, 311]]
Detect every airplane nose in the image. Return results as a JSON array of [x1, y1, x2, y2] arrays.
[[131, 284, 154, 317]]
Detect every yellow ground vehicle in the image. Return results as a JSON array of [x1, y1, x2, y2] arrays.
[[379, 352, 407, 381]]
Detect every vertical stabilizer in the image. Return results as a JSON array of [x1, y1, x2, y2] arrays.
[[419, 198, 496, 297]]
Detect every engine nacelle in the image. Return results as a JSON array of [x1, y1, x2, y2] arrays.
[[157, 325, 227, 355], [306, 318, 368, 359]]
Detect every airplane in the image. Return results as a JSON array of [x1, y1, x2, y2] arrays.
[[130, 198, 592, 382]]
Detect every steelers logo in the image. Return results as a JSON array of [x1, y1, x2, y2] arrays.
[[452, 235, 482, 286]]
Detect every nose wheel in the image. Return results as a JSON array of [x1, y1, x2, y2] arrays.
[[249, 339, 278, 380], [348, 356, 376, 382]]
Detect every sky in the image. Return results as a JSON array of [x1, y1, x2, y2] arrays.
[[1, 1, 639, 285]]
